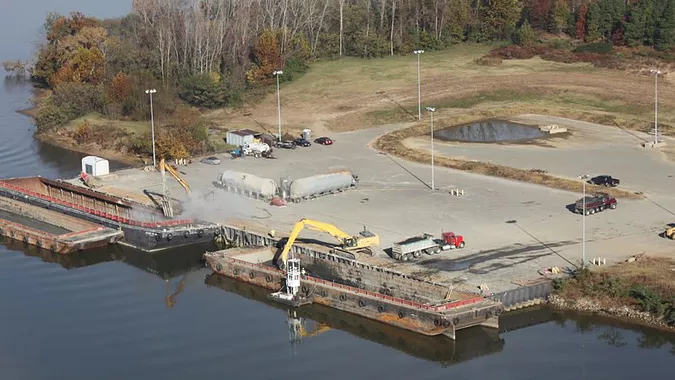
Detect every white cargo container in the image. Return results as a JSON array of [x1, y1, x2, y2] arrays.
[[226, 129, 256, 147], [288, 170, 358, 202], [81, 156, 109, 176], [217, 171, 278, 200]]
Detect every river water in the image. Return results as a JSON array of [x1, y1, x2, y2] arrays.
[[1, 2, 674, 379]]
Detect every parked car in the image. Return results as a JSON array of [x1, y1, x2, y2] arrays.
[[314, 137, 333, 145], [588, 175, 620, 187], [274, 140, 297, 149], [294, 138, 311, 147], [200, 156, 221, 165]]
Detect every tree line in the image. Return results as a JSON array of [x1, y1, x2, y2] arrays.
[[22, 0, 675, 134]]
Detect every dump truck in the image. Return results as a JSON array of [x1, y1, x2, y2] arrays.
[[574, 192, 617, 215], [391, 232, 465, 261]]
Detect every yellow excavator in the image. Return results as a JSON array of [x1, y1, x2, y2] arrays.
[[159, 158, 191, 194], [277, 218, 379, 269], [665, 226, 675, 240]]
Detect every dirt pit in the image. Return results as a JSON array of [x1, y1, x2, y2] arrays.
[[435, 119, 546, 143]]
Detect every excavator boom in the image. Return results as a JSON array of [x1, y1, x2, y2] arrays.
[[159, 158, 191, 194], [277, 218, 379, 269]]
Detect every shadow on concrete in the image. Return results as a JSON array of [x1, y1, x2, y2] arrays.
[[612, 120, 648, 143], [565, 203, 577, 213], [418, 240, 575, 276], [382, 153, 432, 190]]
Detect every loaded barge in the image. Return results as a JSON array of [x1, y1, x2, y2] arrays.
[[204, 247, 504, 339], [0, 176, 221, 252]]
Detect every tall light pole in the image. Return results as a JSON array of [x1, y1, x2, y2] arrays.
[[145, 89, 157, 167], [577, 174, 589, 268], [273, 70, 283, 142], [426, 106, 436, 190], [650, 69, 662, 145], [414, 50, 425, 120]]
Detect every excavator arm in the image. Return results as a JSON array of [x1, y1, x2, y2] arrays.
[[159, 158, 191, 194], [277, 218, 361, 269]]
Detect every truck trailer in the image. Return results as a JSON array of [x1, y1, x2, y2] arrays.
[[391, 232, 465, 261]]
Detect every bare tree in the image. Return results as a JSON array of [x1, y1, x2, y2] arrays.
[[390, 0, 396, 55]]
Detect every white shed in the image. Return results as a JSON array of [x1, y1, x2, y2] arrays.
[[226, 129, 256, 147], [81, 156, 110, 176]]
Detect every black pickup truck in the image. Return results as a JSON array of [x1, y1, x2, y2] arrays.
[[588, 175, 620, 187], [574, 192, 617, 215]]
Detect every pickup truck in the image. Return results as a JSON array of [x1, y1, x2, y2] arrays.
[[574, 192, 617, 215], [588, 175, 620, 187]]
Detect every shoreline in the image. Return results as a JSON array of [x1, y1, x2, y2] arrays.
[[548, 294, 675, 333]]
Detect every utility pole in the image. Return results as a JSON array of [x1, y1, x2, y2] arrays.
[[577, 174, 589, 268], [273, 70, 284, 142], [426, 107, 436, 190], [651, 69, 662, 145], [414, 50, 425, 120], [145, 89, 157, 167]]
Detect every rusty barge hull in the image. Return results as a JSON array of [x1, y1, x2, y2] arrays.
[[204, 249, 504, 339], [0, 176, 220, 251], [205, 273, 505, 365], [0, 196, 123, 253]]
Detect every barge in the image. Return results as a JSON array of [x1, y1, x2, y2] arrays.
[[0, 194, 122, 253], [204, 247, 504, 339], [0, 176, 221, 251], [205, 272, 506, 365]]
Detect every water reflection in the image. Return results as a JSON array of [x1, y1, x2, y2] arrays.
[[552, 310, 675, 355], [3, 75, 31, 91], [205, 272, 506, 366], [2, 236, 214, 280]]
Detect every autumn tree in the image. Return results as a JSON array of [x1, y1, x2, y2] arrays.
[[108, 72, 131, 103], [246, 29, 285, 86], [576, 3, 589, 40]]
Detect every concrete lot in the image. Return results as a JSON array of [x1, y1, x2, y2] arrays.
[[85, 117, 675, 295]]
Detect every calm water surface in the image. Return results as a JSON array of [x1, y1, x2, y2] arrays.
[[1, 2, 675, 379]]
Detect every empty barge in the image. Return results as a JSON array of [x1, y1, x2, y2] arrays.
[[0, 194, 122, 253], [0, 176, 221, 252], [204, 247, 504, 339]]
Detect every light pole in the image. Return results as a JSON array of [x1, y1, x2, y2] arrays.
[[650, 69, 662, 145], [577, 174, 589, 268], [426, 106, 436, 190], [414, 50, 425, 120], [145, 89, 157, 167], [273, 70, 283, 142]]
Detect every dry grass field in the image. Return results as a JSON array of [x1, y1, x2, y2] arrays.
[[205, 44, 675, 136]]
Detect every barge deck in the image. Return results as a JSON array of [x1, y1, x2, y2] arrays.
[[0, 176, 221, 251], [204, 247, 504, 339], [0, 196, 122, 253]]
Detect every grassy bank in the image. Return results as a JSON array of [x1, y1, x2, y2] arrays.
[[549, 256, 675, 330], [372, 109, 642, 199]]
